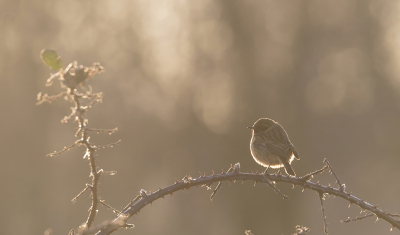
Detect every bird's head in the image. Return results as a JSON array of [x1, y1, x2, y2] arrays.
[[247, 118, 276, 134]]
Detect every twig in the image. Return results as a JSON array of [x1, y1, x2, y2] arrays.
[[319, 192, 328, 233], [99, 200, 121, 214], [47, 141, 80, 157], [94, 140, 121, 150], [45, 71, 61, 87], [300, 165, 328, 181], [210, 181, 223, 200], [86, 128, 118, 135], [263, 175, 289, 199], [210, 165, 235, 200], [385, 212, 400, 217], [81, 92, 103, 100], [86, 95, 102, 109], [342, 211, 400, 224], [72, 185, 91, 203], [102, 170, 117, 176], [62, 107, 78, 123], [324, 159, 345, 191], [116, 195, 142, 218], [36, 91, 68, 105], [341, 213, 374, 223]]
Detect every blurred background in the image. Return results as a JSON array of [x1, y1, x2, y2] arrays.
[[1, 0, 400, 234]]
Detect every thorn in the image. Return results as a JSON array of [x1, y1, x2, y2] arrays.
[[158, 187, 161, 191], [203, 172, 206, 177], [212, 170, 215, 175], [199, 171, 202, 177]]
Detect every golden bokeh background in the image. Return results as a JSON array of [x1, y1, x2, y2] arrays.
[[2, 0, 400, 234]]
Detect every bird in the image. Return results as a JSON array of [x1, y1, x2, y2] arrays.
[[248, 118, 299, 176]]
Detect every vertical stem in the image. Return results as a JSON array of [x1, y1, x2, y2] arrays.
[[71, 89, 100, 228]]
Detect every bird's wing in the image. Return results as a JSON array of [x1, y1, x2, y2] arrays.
[[259, 141, 293, 160], [273, 124, 300, 160], [290, 143, 300, 159]]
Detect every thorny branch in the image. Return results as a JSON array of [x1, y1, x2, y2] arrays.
[[70, 87, 101, 229], [90, 162, 400, 235], [38, 61, 119, 231]]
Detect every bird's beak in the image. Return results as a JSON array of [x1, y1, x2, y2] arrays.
[[247, 126, 254, 129]]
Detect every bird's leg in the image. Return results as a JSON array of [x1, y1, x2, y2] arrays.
[[263, 164, 271, 175]]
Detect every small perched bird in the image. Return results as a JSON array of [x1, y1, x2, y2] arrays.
[[248, 118, 299, 176]]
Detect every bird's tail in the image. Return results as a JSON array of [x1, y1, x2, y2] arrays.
[[282, 161, 296, 176]]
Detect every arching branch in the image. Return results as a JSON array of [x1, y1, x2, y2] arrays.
[[88, 163, 400, 235]]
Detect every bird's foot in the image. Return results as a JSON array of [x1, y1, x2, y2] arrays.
[[263, 164, 272, 175]]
